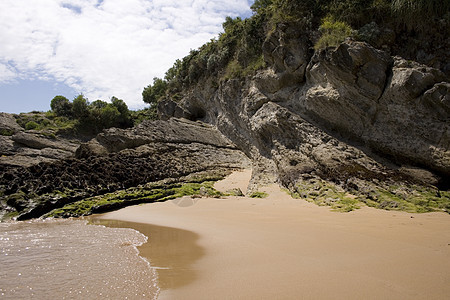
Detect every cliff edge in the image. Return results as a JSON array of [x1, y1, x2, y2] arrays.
[[159, 37, 449, 212]]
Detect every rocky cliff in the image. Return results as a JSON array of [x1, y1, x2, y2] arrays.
[[0, 112, 81, 167], [158, 33, 449, 212], [0, 118, 249, 220], [1, 24, 449, 219]]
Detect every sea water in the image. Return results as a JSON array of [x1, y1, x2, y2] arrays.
[[0, 218, 159, 299]]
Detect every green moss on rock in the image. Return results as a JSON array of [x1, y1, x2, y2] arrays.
[[44, 179, 224, 218], [249, 191, 269, 198], [291, 175, 450, 214], [361, 184, 450, 213], [294, 179, 361, 212]]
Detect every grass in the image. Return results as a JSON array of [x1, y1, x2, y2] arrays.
[[315, 16, 353, 50], [391, 0, 450, 30], [222, 55, 266, 81]]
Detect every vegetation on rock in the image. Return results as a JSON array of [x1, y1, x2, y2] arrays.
[[14, 111, 78, 137], [314, 16, 353, 50], [44, 175, 224, 218], [49, 94, 133, 134], [12, 94, 159, 138], [249, 191, 269, 199], [291, 177, 450, 213], [2, 0, 449, 220], [143, 0, 449, 105]]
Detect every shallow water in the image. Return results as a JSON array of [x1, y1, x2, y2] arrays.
[[90, 218, 204, 294], [0, 218, 159, 299]]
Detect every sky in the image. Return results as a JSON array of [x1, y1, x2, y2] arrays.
[[0, 0, 254, 113]]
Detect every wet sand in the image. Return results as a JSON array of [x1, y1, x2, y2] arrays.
[[97, 170, 450, 299]]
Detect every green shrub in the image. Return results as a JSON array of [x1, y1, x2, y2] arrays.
[[129, 107, 158, 125], [72, 94, 90, 119], [243, 55, 266, 75], [391, 0, 450, 30], [142, 77, 168, 105], [50, 95, 73, 117], [315, 16, 353, 50], [326, 0, 381, 27], [0, 128, 14, 136], [99, 105, 120, 128], [25, 121, 39, 130], [223, 60, 243, 80]]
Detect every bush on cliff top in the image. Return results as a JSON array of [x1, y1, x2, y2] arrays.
[[143, 0, 449, 105], [65, 95, 132, 133], [31, 94, 135, 135], [314, 16, 353, 50]]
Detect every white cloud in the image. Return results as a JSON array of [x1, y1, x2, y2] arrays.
[[0, 0, 252, 109], [0, 62, 17, 83]]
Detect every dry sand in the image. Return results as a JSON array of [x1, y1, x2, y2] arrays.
[[95, 170, 450, 299]]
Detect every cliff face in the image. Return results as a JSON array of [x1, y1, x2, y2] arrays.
[[0, 113, 82, 167], [158, 28, 449, 211], [1, 24, 449, 219]]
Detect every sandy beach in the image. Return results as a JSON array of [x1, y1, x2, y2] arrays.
[[95, 170, 450, 299]]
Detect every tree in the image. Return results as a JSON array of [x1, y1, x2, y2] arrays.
[[222, 16, 243, 33], [111, 96, 132, 127], [142, 77, 167, 105], [251, 0, 273, 14], [99, 105, 120, 129], [90, 100, 108, 109], [50, 95, 72, 117], [72, 94, 90, 119], [111, 96, 129, 116]]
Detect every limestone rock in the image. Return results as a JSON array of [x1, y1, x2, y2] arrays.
[[262, 22, 311, 88], [1, 117, 250, 220], [12, 132, 78, 152], [2, 35, 449, 219], [0, 131, 80, 167], [77, 118, 237, 157], [0, 113, 22, 134], [159, 40, 449, 193]]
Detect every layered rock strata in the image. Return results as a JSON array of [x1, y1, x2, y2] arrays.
[[0, 113, 80, 167], [1, 29, 449, 218], [158, 37, 449, 212], [0, 119, 250, 220]]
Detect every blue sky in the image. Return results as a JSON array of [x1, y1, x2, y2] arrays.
[[0, 0, 253, 113]]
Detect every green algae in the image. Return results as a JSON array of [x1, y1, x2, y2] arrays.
[[249, 191, 269, 198], [293, 179, 361, 212], [44, 179, 224, 218], [360, 184, 450, 213], [291, 177, 450, 214]]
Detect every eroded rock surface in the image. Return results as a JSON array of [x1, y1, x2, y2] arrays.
[[0, 119, 249, 220], [0, 114, 81, 167], [1, 35, 449, 219], [159, 39, 449, 212]]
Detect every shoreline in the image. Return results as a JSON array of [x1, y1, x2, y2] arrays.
[[95, 170, 450, 299]]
